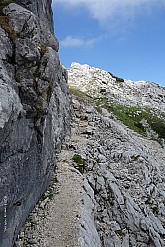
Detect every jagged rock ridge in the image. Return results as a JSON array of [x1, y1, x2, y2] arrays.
[[0, 1, 71, 246]]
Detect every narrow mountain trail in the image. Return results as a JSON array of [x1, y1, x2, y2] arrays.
[[17, 95, 165, 247], [16, 97, 101, 247], [30, 161, 83, 247]]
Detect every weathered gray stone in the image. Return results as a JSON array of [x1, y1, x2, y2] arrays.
[[78, 178, 102, 247], [62, 89, 165, 247], [0, 1, 71, 246]]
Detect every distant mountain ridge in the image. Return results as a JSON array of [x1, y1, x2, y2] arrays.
[[68, 62, 165, 144], [68, 62, 165, 115]]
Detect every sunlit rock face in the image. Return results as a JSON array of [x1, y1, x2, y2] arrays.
[[68, 62, 165, 115], [0, 1, 71, 246]]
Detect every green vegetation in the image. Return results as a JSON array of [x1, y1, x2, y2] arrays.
[[110, 104, 147, 135], [108, 71, 124, 82], [69, 85, 93, 104], [96, 105, 102, 114], [95, 97, 165, 140], [148, 115, 165, 139], [114, 76, 124, 82], [72, 154, 84, 165], [69, 85, 165, 142], [72, 154, 86, 173], [110, 104, 165, 139], [95, 97, 109, 109]]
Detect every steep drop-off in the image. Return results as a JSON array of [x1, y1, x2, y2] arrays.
[[0, 1, 71, 246]]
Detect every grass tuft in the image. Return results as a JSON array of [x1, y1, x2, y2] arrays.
[[95, 97, 165, 140], [69, 85, 93, 104]]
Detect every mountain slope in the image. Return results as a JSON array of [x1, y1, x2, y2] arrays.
[[69, 62, 165, 143], [16, 63, 165, 247], [68, 62, 165, 113]]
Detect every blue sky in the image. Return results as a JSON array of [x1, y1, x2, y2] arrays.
[[52, 0, 165, 86]]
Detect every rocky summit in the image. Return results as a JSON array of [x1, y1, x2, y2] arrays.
[[68, 62, 165, 115], [0, 1, 165, 246]]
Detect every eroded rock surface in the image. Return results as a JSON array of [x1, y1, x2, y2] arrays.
[[68, 97, 165, 247], [16, 93, 165, 247], [0, 1, 71, 246]]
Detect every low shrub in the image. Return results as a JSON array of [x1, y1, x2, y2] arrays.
[[108, 71, 124, 82], [72, 154, 84, 165], [72, 154, 86, 173]]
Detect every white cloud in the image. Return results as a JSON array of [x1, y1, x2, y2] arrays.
[[54, 0, 165, 27], [60, 35, 102, 48]]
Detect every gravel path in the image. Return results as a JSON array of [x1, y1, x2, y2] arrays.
[[16, 151, 84, 247], [36, 162, 82, 247]]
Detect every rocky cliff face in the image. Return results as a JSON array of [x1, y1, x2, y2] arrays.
[[69, 62, 165, 143], [0, 1, 71, 246]]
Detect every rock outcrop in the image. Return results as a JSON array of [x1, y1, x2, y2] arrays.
[[0, 1, 71, 246], [69, 62, 165, 116]]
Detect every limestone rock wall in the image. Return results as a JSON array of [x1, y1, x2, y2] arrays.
[[0, 1, 71, 246]]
